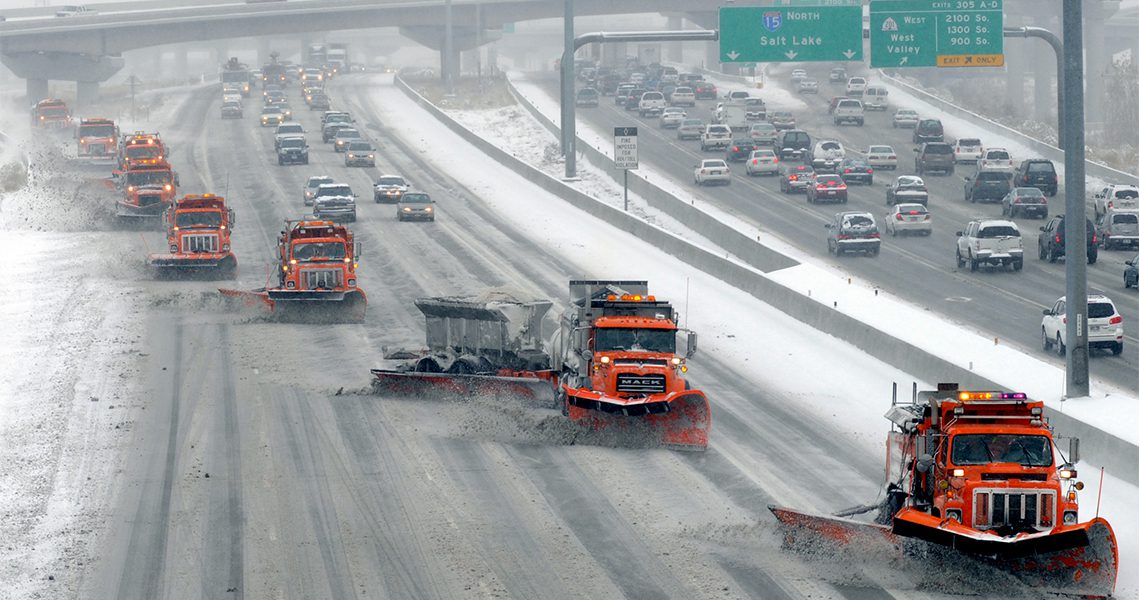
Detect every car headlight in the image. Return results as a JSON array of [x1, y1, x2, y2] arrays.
[[403, 207, 411, 212]]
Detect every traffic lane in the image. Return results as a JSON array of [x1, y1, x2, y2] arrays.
[[565, 80, 1138, 387]]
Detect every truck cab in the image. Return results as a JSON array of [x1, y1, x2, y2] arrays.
[[119, 158, 177, 217], [276, 220, 360, 295], [76, 118, 118, 159], [151, 194, 237, 275], [32, 98, 72, 130]]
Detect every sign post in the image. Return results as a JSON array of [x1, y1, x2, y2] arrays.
[[719, 5, 863, 63], [869, 0, 1004, 68], [614, 127, 638, 211]]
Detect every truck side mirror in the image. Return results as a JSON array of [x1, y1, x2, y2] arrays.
[[685, 331, 698, 358], [1069, 438, 1080, 464], [355, 242, 361, 258], [229, 209, 236, 225]]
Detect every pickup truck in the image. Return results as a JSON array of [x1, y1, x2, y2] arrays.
[[700, 124, 732, 151], [832, 99, 864, 126], [956, 218, 1024, 272]]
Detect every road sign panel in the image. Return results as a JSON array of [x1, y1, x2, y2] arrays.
[[869, 0, 1003, 68], [614, 127, 638, 170], [719, 5, 863, 63]]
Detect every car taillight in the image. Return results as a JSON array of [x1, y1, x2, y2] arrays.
[[1110, 315, 1123, 325], [895, 213, 904, 221], [1055, 234, 1062, 243], [867, 168, 873, 173], [733, 146, 739, 151], [773, 158, 779, 163], [844, 168, 851, 173], [837, 184, 847, 190], [789, 175, 798, 181], [1092, 233, 1098, 244], [869, 233, 880, 238], [837, 234, 851, 240], [1015, 198, 1022, 203]]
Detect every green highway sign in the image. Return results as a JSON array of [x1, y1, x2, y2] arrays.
[[719, 5, 864, 63], [870, 0, 1004, 68]]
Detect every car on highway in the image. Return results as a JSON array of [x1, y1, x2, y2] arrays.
[[1013, 158, 1059, 196], [892, 109, 919, 128], [307, 92, 331, 111], [964, 170, 1013, 204], [725, 139, 759, 162], [1126, 254, 1139, 288], [321, 111, 352, 127], [1041, 295, 1123, 356], [827, 96, 849, 115], [769, 111, 796, 131], [615, 84, 636, 105], [1098, 208, 1139, 250], [885, 203, 932, 237], [265, 91, 288, 106], [745, 148, 779, 176], [976, 147, 1014, 174], [700, 124, 732, 151], [808, 139, 845, 173], [778, 163, 815, 194], [832, 99, 865, 126], [693, 81, 718, 99], [914, 142, 955, 175], [807, 174, 849, 204], [885, 175, 929, 206], [276, 103, 294, 121], [333, 128, 362, 152], [790, 69, 808, 82], [829, 66, 847, 82], [638, 91, 667, 117], [1093, 184, 1139, 218], [574, 87, 599, 107], [221, 100, 243, 119], [748, 122, 779, 146], [624, 88, 646, 112], [954, 138, 984, 163], [777, 129, 811, 161], [956, 218, 1024, 272], [274, 122, 305, 149], [826, 211, 880, 256], [677, 118, 705, 141], [303, 175, 334, 206], [1039, 214, 1097, 264], [1001, 187, 1049, 219], [668, 86, 696, 106], [345, 141, 376, 167], [397, 192, 436, 222], [694, 159, 731, 186], [845, 77, 868, 96], [659, 107, 687, 128], [276, 137, 309, 166], [312, 183, 358, 222], [374, 174, 410, 203], [838, 158, 874, 185], [866, 145, 897, 170], [797, 78, 819, 94], [913, 119, 945, 144], [260, 105, 284, 127]]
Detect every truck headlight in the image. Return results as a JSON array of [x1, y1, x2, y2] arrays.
[[347, 279, 356, 287], [285, 281, 295, 289], [945, 509, 962, 523], [1063, 511, 1078, 525], [169, 244, 178, 253]]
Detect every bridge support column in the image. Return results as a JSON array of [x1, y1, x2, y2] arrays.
[[666, 16, 684, 63], [174, 47, 189, 79], [258, 39, 273, 69], [1084, 1, 1119, 126], [76, 81, 99, 108], [27, 78, 48, 103]]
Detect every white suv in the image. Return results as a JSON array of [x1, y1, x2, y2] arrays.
[[955, 218, 1024, 272], [1093, 184, 1139, 219], [845, 77, 868, 96], [1041, 295, 1124, 356], [637, 91, 667, 117]]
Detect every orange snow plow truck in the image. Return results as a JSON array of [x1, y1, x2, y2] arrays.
[[76, 118, 119, 161], [149, 194, 237, 277], [31, 98, 72, 130], [117, 132, 165, 171], [370, 280, 710, 450], [220, 219, 365, 322], [116, 157, 177, 218], [770, 383, 1117, 597]]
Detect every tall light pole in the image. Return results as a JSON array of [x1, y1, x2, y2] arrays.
[[560, 0, 576, 178], [1062, 0, 1088, 397], [444, 0, 455, 95]]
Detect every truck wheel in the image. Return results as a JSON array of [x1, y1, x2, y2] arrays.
[[969, 254, 979, 272], [956, 249, 966, 268], [1013, 260, 1023, 272], [1088, 252, 1098, 265]]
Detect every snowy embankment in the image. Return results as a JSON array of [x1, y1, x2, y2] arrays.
[[0, 85, 198, 599], [384, 75, 1138, 598]]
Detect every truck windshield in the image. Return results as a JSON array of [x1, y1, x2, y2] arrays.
[[80, 125, 116, 137], [175, 211, 222, 228], [594, 328, 676, 353], [951, 434, 1052, 467], [127, 146, 161, 159], [40, 107, 69, 117], [292, 242, 346, 262], [126, 171, 172, 186]]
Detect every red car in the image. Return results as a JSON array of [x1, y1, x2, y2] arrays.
[[693, 82, 718, 100], [806, 174, 849, 204]]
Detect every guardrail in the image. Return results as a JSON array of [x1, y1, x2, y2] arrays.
[[394, 74, 1139, 486]]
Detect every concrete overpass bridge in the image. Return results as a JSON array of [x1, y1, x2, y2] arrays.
[[0, 0, 711, 105]]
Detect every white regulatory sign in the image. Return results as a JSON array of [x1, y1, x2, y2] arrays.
[[614, 126, 638, 170]]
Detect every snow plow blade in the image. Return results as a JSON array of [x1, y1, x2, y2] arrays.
[[892, 509, 1118, 597], [150, 254, 236, 278], [116, 201, 166, 219], [217, 288, 367, 323], [768, 505, 900, 555], [566, 389, 711, 451], [370, 369, 557, 406]]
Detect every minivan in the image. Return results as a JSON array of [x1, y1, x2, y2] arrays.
[[863, 86, 889, 111]]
